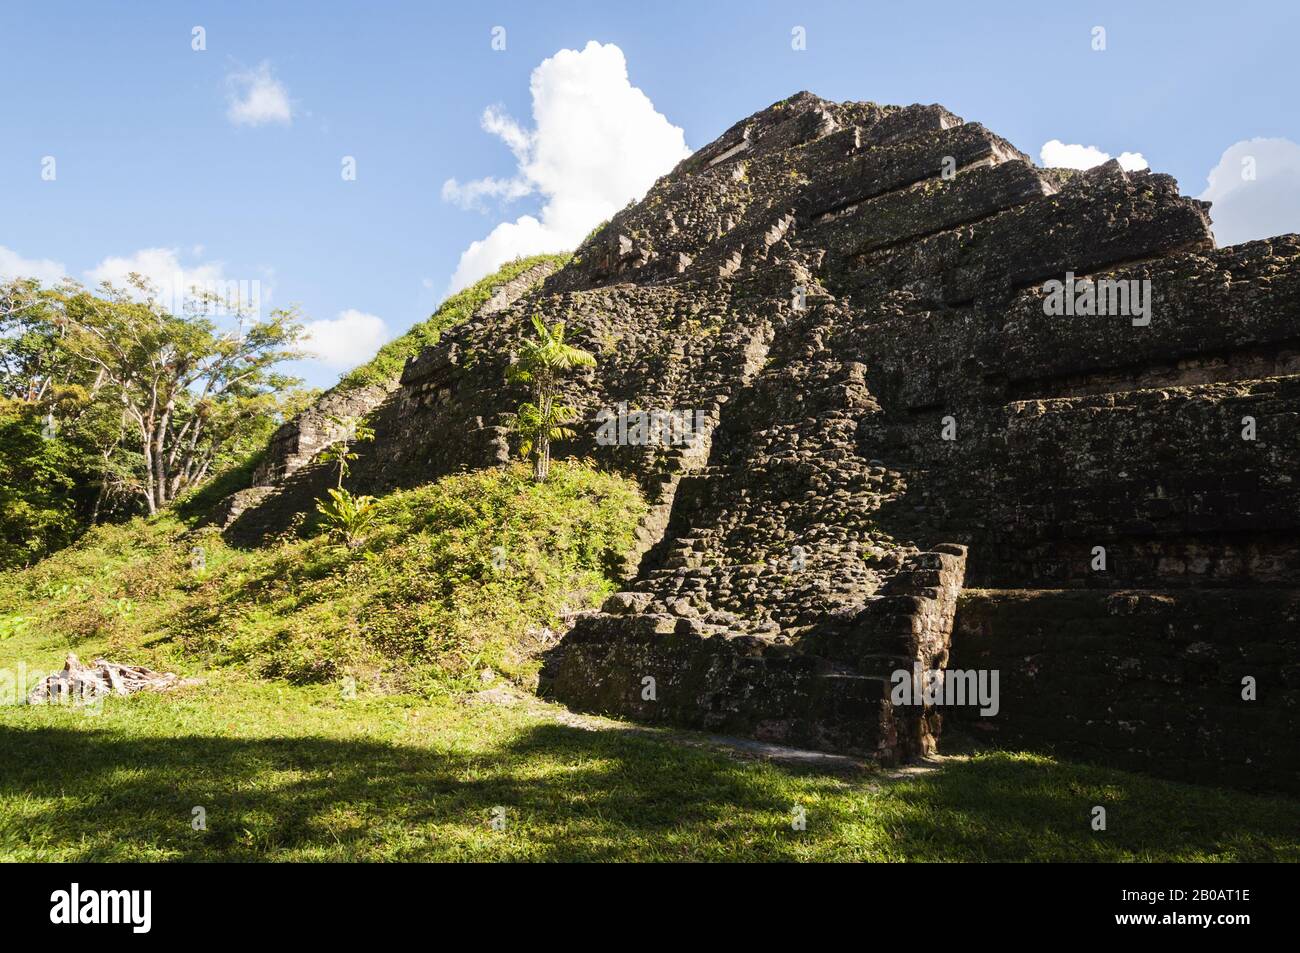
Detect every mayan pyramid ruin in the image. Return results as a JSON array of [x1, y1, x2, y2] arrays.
[[221, 92, 1300, 793]]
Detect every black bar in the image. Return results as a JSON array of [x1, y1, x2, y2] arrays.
[[2, 862, 1283, 939]]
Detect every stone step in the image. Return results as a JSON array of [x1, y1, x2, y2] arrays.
[[999, 237, 1300, 401], [799, 121, 1025, 219], [887, 376, 1300, 589], [838, 161, 1212, 309], [538, 614, 919, 761], [843, 237, 1300, 413], [818, 160, 1053, 254], [971, 533, 1300, 589]]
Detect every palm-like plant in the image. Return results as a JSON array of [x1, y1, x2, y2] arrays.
[[316, 487, 379, 549], [508, 315, 596, 483]]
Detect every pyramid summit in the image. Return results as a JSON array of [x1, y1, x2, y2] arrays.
[[226, 93, 1300, 793]]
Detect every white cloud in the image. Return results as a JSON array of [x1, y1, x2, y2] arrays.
[[226, 62, 293, 126], [0, 246, 67, 285], [443, 41, 691, 291], [85, 247, 226, 301], [441, 175, 533, 210], [301, 309, 388, 369], [6, 245, 276, 321], [1197, 137, 1300, 247], [84, 246, 271, 320], [1040, 139, 1148, 172]]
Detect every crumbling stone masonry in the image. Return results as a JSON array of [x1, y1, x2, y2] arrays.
[[224, 93, 1299, 791], [215, 258, 563, 536]]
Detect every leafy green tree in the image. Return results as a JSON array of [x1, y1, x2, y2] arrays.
[[0, 274, 312, 564], [0, 278, 82, 403], [508, 316, 595, 483], [51, 276, 305, 513], [0, 401, 90, 568]]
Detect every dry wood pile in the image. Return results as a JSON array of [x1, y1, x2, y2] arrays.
[[26, 653, 202, 705]]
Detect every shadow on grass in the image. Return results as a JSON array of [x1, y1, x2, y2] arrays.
[[0, 722, 1295, 861], [0, 721, 812, 861], [882, 752, 1299, 862]]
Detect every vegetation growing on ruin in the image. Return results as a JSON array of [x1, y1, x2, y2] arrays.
[[337, 254, 569, 392], [508, 316, 596, 483], [0, 460, 644, 691]]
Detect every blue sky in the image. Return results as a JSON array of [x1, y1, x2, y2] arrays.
[[3, 1, 1298, 388]]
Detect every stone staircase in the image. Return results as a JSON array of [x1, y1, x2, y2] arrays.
[[543, 544, 967, 763]]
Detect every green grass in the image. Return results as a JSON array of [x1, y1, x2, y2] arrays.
[[336, 254, 568, 392], [1, 458, 1297, 861], [0, 461, 643, 693], [1, 669, 1296, 861]]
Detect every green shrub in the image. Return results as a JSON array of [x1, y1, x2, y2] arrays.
[[315, 487, 379, 548]]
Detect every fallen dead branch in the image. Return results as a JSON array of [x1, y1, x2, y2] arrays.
[[26, 652, 203, 705]]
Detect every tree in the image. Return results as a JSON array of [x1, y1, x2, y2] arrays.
[[507, 315, 595, 483], [318, 414, 375, 489], [0, 274, 310, 565], [1, 279, 136, 546], [0, 278, 85, 404], [50, 276, 305, 513], [0, 400, 89, 568]]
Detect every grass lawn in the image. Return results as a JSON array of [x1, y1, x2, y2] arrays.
[[1, 464, 1295, 862], [2, 634, 1296, 861]]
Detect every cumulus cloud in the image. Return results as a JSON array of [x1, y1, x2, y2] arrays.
[[226, 62, 293, 126], [442, 174, 534, 210], [301, 309, 388, 369], [1040, 139, 1148, 172], [85, 247, 227, 301], [1197, 137, 1300, 247], [443, 41, 691, 291], [0, 246, 67, 285], [6, 245, 275, 322]]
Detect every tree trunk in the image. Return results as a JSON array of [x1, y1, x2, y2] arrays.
[[152, 422, 168, 509], [536, 381, 552, 483], [139, 428, 158, 515], [89, 477, 107, 526]]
